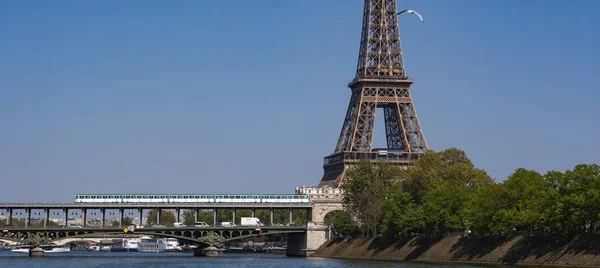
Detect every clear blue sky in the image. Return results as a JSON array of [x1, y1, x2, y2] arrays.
[[1, 0, 599, 202]]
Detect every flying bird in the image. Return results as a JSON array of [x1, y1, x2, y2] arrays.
[[398, 9, 424, 23]]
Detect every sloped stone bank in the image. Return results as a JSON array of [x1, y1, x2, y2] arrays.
[[311, 235, 600, 266]]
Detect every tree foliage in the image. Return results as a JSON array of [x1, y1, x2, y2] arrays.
[[182, 210, 196, 226], [324, 210, 358, 237], [146, 210, 176, 227], [337, 148, 600, 239], [341, 160, 399, 236]]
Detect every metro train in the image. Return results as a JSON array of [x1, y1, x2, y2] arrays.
[[74, 194, 310, 203]]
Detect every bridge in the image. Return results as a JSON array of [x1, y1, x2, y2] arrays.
[[0, 226, 307, 244], [0, 202, 313, 228], [0, 186, 344, 256]]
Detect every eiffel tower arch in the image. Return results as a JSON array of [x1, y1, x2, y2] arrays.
[[319, 0, 428, 187]]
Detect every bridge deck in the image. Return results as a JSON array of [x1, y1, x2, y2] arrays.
[[2, 226, 307, 232]]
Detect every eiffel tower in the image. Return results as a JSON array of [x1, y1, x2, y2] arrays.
[[319, 0, 428, 187]]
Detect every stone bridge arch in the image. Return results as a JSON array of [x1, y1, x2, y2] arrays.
[[311, 200, 344, 223]]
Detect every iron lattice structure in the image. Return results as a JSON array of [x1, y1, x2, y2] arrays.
[[319, 0, 428, 187]]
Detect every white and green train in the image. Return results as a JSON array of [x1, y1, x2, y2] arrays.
[[74, 194, 310, 203]]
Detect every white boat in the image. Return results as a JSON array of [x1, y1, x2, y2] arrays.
[[88, 245, 100, 251], [99, 239, 113, 251], [137, 237, 181, 253], [111, 238, 141, 252], [12, 246, 71, 253]]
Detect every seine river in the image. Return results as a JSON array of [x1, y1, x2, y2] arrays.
[[0, 251, 507, 268]]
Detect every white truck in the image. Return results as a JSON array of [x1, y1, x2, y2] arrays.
[[240, 217, 263, 227]]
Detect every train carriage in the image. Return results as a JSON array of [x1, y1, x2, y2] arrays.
[[74, 193, 310, 203]]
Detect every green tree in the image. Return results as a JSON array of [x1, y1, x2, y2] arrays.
[[235, 209, 252, 225], [557, 164, 600, 234], [273, 209, 288, 224], [469, 183, 508, 234], [342, 160, 400, 236], [422, 181, 472, 235], [291, 209, 307, 225], [500, 168, 548, 234], [217, 209, 233, 223], [404, 148, 492, 204], [146, 210, 176, 227], [255, 209, 271, 225], [182, 210, 196, 226], [324, 210, 358, 237]]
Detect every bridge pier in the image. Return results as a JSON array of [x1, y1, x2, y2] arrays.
[[8, 209, 12, 226], [251, 208, 255, 218], [270, 208, 274, 225], [101, 209, 105, 227], [138, 209, 143, 227], [194, 208, 198, 222], [286, 222, 332, 257], [176, 208, 181, 223], [289, 208, 293, 225]]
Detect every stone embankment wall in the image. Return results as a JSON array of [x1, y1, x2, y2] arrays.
[[311, 235, 600, 266]]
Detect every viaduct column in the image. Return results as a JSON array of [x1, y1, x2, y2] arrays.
[[156, 209, 161, 225], [232, 208, 236, 225], [8, 209, 12, 226], [251, 208, 255, 218], [270, 208, 274, 225], [289, 208, 293, 224], [25, 209, 31, 228], [64, 209, 69, 227], [176, 209, 181, 223], [44, 209, 49, 228], [138, 209, 143, 227], [194, 208, 198, 222], [101, 209, 106, 227], [213, 208, 217, 227], [82, 209, 87, 227], [119, 208, 124, 227]]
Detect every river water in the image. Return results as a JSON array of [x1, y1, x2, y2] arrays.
[[0, 251, 505, 267]]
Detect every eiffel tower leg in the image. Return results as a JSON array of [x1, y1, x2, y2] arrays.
[[334, 90, 361, 153], [350, 88, 377, 152], [399, 102, 427, 153]]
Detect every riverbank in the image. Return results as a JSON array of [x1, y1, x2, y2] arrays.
[[311, 234, 600, 266]]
